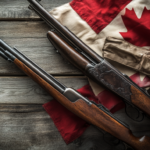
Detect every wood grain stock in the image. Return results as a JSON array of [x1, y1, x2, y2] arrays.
[[14, 58, 150, 150], [47, 31, 91, 72], [47, 31, 150, 118], [131, 85, 150, 116]]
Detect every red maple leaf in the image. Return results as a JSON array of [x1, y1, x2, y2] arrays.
[[120, 7, 150, 47], [130, 72, 150, 88], [119, 7, 150, 88]]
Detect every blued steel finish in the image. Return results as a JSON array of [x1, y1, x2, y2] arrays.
[[47, 31, 150, 120], [0, 48, 15, 63], [0, 51, 8, 61], [87, 60, 150, 104], [64, 87, 129, 128], [0, 39, 65, 94], [47, 31, 150, 102], [0, 39, 129, 129], [28, 0, 102, 65], [0, 50, 13, 63], [88, 60, 131, 101], [0, 47, 16, 62], [28, 0, 150, 101], [27, 0, 150, 105], [4, 39, 150, 150]]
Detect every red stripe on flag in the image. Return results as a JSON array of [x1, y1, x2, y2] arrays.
[[70, 0, 131, 33]]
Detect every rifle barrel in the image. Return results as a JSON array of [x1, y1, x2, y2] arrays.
[[28, 0, 102, 65], [0, 39, 66, 93]]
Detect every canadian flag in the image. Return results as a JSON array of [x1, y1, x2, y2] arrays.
[[50, 0, 150, 106], [44, 0, 150, 144]]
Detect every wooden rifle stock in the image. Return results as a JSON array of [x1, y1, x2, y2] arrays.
[[47, 31, 150, 118], [28, 0, 150, 120], [13, 58, 150, 150], [28, 0, 102, 64], [0, 38, 150, 149], [47, 31, 91, 72]]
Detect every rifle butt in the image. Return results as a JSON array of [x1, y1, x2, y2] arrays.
[[133, 136, 150, 150], [28, 0, 102, 63], [12, 58, 150, 150], [47, 31, 150, 118]]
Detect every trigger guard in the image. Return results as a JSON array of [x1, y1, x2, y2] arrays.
[[125, 103, 144, 122]]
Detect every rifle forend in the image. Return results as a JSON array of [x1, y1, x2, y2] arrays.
[[28, 0, 102, 65], [27, 0, 150, 120], [47, 31, 150, 120], [1, 39, 150, 150]]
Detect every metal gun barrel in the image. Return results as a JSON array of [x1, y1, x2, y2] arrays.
[[0, 50, 9, 61], [0, 39, 66, 93], [28, 0, 102, 65]]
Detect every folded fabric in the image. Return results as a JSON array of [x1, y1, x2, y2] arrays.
[[103, 37, 150, 77], [70, 0, 131, 34], [43, 84, 125, 144], [45, 0, 150, 144], [50, 1, 150, 97]]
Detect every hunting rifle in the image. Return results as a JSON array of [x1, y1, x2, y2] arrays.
[[28, 0, 150, 121], [0, 39, 150, 150]]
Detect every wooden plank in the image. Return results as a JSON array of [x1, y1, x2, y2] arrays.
[[1, 0, 150, 149], [0, 0, 70, 20], [0, 21, 81, 75], [0, 105, 76, 150], [0, 44, 81, 75], [0, 105, 150, 150], [0, 76, 88, 104], [0, 22, 50, 38]]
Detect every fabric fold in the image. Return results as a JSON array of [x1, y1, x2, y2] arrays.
[[44, 0, 150, 145], [70, 0, 131, 33], [43, 84, 124, 144], [103, 37, 150, 77]]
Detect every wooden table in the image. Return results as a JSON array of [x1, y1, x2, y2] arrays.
[[0, 1, 150, 150]]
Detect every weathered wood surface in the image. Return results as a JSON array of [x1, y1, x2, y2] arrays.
[[0, 77, 88, 104], [0, 105, 76, 150], [0, 0, 150, 150], [0, 21, 81, 75], [0, 0, 80, 76], [0, 105, 150, 150], [0, 0, 70, 20]]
